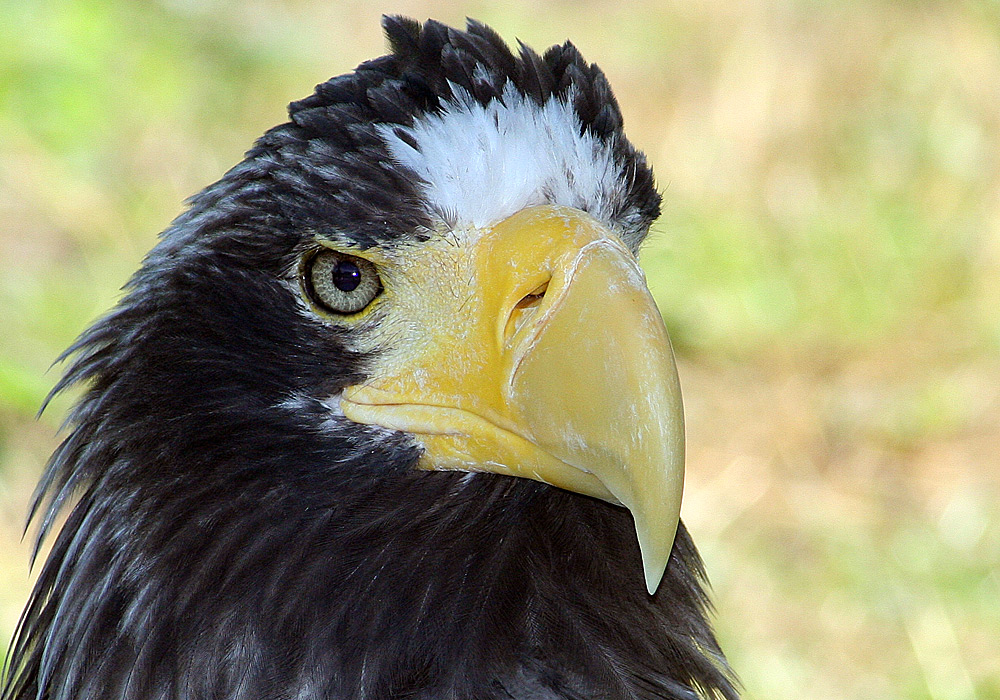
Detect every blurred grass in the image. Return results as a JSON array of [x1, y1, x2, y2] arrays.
[[1, 1, 998, 699]]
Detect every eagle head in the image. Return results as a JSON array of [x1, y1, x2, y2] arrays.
[[4, 16, 736, 700]]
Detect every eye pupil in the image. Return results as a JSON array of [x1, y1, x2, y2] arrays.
[[331, 260, 361, 292]]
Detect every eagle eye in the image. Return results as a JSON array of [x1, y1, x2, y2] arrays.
[[304, 249, 382, 315]]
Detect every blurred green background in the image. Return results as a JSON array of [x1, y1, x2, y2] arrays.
[[1, 0, 997, 698]]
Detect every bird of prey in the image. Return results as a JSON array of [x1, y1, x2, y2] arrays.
[[3, 16, 737, 700]]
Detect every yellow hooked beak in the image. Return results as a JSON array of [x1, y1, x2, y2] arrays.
[[341, 205, 684, 594]]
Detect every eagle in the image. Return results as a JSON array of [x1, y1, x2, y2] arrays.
[[3, 16, 737, 700]]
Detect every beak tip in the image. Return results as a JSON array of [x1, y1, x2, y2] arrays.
[[642, 549, 669, 596], [635, 516, 679, 596]]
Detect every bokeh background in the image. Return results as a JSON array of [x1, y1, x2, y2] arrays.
[[1, 1, 998, 698]]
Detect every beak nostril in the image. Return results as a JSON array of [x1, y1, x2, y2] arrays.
[[504, 281, 550, 344], [514, 281, 548, 310]]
